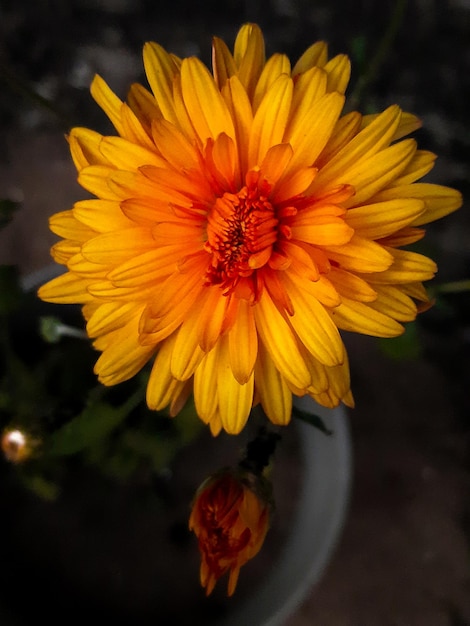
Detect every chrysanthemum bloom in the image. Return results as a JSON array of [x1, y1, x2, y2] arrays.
[[38, 24, 462, 435], [189, 469, 270, 596]]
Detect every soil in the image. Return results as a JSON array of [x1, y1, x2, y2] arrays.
[[0, 1, 469, 625]]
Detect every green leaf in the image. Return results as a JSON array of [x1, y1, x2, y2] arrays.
[[39, 316, 64, 343], [0, 265, 22, 314], [291, 406, 333, 435], [0, 199, 20, 229], [20, 473, 60, 501], [174, 396, 204, 445], [47, 390, 142, 457], [378, 322, 422, 361]]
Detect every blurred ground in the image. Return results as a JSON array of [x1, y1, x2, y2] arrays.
[[0, 1, 469, 624]]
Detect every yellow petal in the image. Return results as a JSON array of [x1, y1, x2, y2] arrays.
[[254, 343, 292, 426], [99, 136, 165, 169], [364, 247, 437, 284], [259, 143, 293, 188], [116, 197, 171, 225], [328, 267, 377, 302], [308, 354, 353, 407], [379, 227, 425, 247], [216, 336, 254, 434], [292, 41, 328, 75], [368, 286, 417, 322], [127, 82, 162, 135], [300, 348, 329, 395], [375, 183, 462, 226], [330, 297, 404, 337], [324, 54, 351, 94], [146, 335, 187, 410], [205, 133, 239, 191], [151, 118, 200, 170], [143, 41, 180, 124], [140, 165, 213, 206], [361, 110, 422, 141], [49, 210, 97, 240], [150, 254, 208, 319], [297, 274, 342, 308], [289, 67, 327, 133], [345, 198, 425, 239], [86, 301, 137, 337], [107, 248, 182, 287], [196, 287, 231, 353], [120, 103, 156, 150], [171, 314, 205, 380], [283, 274, 345, 366], [401, 281, 430, 302], [284, 91, 345, 173], [193, 348, 219, 424], [325, 234, 394, 273], [248, 74, 293, 168], [311, 105, 402, 192], [51, 241, 79, 264], [233, 23, 265, 101], [66, 252, 108, 277], [254, 290, 311, 389], [252, 53, 291, 112], [390, 150, 436, 186], [212, 35, 237, 90], [88, 278, 159, 302], [228, 299, 258, 384], [81, 227, 156, 264], [73, 199, 134, 232], [342, 139, 417, 208], [222, 76, 253, 176], [180, 57, 235, 143], [106, 169, 169, 200], [290, 211, 353, 247], [69, 127, 108, 169], [37, 272, 94, 304], [90, 74, 125, 136], [78, 165, 119, 200], [273, 166, 317, 204], [315, 111, 363, 167]]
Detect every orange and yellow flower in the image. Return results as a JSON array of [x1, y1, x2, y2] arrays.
[[38, 24, 462, 435], [189, 469, 270, 596]]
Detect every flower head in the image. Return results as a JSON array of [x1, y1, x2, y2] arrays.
[[38, 24, 462, 434], [189, 469, 271, 596]]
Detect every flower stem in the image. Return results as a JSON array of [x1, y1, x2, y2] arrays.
[[433, 279, 470, 294]]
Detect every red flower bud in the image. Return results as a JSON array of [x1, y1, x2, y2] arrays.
[[189, 469, 271, 596]]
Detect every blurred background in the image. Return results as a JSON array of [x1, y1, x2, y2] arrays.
[[0, 0, 469, 624]]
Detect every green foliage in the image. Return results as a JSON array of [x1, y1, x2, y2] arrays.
[[19, 473, 60, 501], [0, 265, 22, 314], [0, 266, 203, 499], [39, 316, 66, 343], [47, 391, 141, 457], [291, 406, 333, 436], [378, 321, 422, 361]]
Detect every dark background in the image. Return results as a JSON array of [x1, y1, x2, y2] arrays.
[[0, 1, 469, 624]]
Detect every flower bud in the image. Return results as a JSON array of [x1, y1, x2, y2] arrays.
[[1, 428, 34, 463], [189, 469, 271, 596]]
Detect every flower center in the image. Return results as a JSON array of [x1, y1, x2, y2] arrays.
[[204, 173, 278, 295]]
